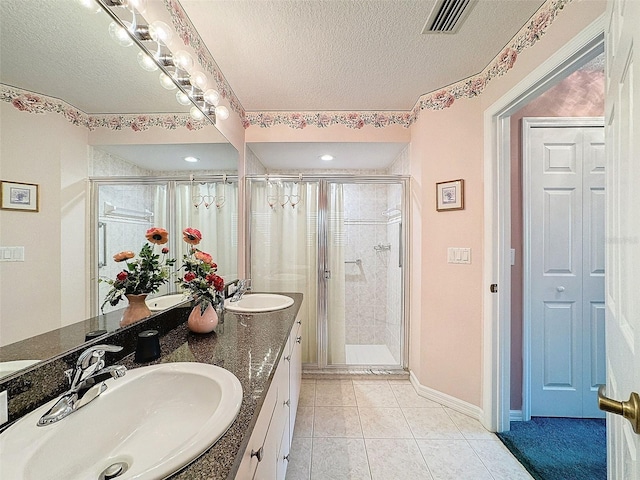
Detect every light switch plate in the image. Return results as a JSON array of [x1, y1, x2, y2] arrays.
[[0, 247, 25, 262], [447, 247, 471, 264]]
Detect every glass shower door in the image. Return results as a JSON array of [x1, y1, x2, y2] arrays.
[[94, 182, 169, 314], [325, 180, 405, 367]]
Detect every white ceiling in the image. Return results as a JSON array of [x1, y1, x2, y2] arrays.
[[180, 0, 546, 111], [248, 142, 408, 171], [96, 143, 238, 171]]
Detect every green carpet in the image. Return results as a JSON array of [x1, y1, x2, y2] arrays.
[[497, 417, 606, 480]]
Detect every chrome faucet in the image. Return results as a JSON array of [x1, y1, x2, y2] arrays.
[[37, 345, 126, 426], [230, 279, 251, 302]]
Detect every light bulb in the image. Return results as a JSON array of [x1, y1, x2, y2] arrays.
[[175, 91, 192, 106], [190, 106, 205, 121], [149, 21, 173, 45], [190, 70, 208, 90], [76, 0, 101, 13], [128, 0, 147, 13], [173, 50, 194, 73], [203, 89, 220, 106], [108, 21, 133, 47], [159, 72, 177, 90], [215, 106, 230, 120], [137, 51, 158, 71]]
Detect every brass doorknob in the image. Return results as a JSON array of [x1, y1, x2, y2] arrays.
[[598, 385, 640, 434]]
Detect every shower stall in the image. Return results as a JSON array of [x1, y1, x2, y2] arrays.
[[90, 176, 238, 315], [247, 176, 409, 371]]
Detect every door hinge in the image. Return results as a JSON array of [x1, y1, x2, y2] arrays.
[[490, 284, 498, 293]]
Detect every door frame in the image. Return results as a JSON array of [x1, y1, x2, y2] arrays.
[[521, 116, 605, 421], [481, 17, 605, 432]]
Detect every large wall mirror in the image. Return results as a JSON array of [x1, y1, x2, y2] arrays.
[[0, 0, 238, 376]]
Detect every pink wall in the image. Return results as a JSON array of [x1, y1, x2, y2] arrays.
[[410, 98, 485, 405], [509, 68, 605, 410]]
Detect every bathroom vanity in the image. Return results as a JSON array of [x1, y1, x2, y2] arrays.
[[0, 293, 303, 480]]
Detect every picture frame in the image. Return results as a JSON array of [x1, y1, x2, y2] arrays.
[[436, 179, 464, 211], [0, 180, 39, 212]]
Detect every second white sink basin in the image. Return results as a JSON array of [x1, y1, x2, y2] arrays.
[[146, 293, 190, 312], [224, 293, 294, 313], [0, 362, 243, 480]]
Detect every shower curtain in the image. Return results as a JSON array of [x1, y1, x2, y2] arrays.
[[176, 182, 238, 281], [249, 180, 347, 365]]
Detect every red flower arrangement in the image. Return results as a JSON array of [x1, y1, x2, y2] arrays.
[[176, 228, 224, 314]]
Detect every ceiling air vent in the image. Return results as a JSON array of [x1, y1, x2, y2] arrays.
[[422, 0, 477, 34]]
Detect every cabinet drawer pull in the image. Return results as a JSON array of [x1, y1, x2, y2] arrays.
[[285, 355, 291, 361], [296, 319, 302, 325], [284, 454, 290, 462], [284, 399, 290, 407], [251, 447, 264, 462], [296, 336, 302, 344]]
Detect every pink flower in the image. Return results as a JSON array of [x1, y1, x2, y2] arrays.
[[113, 251, 135, 262], [184, 272, 196, 282], [116, 271, 128, 281], [195, 250, 214, 266], [432, 90, 455, 109], [183, 228, 202, 245], [499, 48, 518, 70], [162, 247, 169, 254]]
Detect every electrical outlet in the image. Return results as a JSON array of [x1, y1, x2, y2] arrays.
[[0, 391, 8, 425]]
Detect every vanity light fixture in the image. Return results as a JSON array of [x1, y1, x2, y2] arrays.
[[175, 91, 192, 106], [159, 72, 177, 90], [136, 51, 158, 71], [173, 50, 195, 73], [189, 106, 205, 121], [190, 71, 208, 91], [215, 106, 230, 120], [184, 156, 199, 163], [320, 154, 334, 161], [94, 0, 228, 124], [108, 21, 134, 47]]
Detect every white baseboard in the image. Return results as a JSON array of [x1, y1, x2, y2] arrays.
[[409, 371, 484, 422], [510, 410, 523, 422]]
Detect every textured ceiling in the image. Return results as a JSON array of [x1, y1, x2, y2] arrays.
[[180, 0, 547, 112]]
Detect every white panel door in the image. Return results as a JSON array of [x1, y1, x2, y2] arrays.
[[525, 119, 605, 418], [605, 0, 640, 477]]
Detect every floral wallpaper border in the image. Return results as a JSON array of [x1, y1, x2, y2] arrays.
[[1, 85, 209, 132], [163, 0, 570, 130]]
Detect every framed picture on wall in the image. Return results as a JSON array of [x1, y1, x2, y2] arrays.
[[0, 180, 39, 212], [436, 179, 464, 211]]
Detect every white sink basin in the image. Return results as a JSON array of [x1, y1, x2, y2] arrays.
[[0, 362, 243, 480], [224, 293, 294, 313], [0, 359, 40, 379], [146, 293, 190, 312]]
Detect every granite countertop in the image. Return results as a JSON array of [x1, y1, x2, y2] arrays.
[[118, 293, 303, 480]]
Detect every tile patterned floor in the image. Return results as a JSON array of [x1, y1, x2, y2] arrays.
[[285, 378, 533, 480]]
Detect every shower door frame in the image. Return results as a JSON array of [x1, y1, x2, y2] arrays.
[[245, 175, 410, 372]]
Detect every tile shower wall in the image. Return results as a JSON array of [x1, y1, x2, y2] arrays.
[[344, 183, 394, 351]]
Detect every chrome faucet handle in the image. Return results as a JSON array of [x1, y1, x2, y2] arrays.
[[77, 344, 123, 369]]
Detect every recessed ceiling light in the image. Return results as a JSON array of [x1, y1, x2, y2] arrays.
[[320, 154, 334, 161], [184, 156, 199, 163]]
